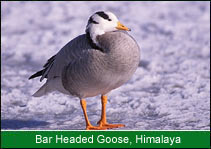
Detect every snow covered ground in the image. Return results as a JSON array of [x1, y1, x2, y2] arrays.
[[1, 1, 210, 130]]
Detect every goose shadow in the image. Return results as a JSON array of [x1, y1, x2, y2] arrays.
[[1, 119, 49, 129]]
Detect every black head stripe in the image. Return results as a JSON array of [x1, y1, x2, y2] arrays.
[[88, 17, 99, 24], [96, 11, 111, 21]]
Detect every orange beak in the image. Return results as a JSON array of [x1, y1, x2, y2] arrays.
[[116, 21, 131, 31]]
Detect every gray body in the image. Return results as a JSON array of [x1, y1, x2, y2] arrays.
[[32, 31, 140, 99]]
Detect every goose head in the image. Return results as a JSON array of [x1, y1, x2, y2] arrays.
[[86, 11, 131, 49]]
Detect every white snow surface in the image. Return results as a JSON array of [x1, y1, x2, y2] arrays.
[[1, 1, 210, 130]]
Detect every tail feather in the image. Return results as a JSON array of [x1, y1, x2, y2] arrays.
[[33, 83, 49, 97], [29, 70, 43, 80], [32, 77, 69, 97]]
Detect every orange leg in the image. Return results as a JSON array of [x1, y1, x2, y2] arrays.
[[80, 99, 106, 130], [97, 95, 125, 129]]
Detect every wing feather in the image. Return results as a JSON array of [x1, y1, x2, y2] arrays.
[[29, 34, 92, 81]]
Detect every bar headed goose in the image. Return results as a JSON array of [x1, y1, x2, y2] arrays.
[[29, 11, 140, 130]]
